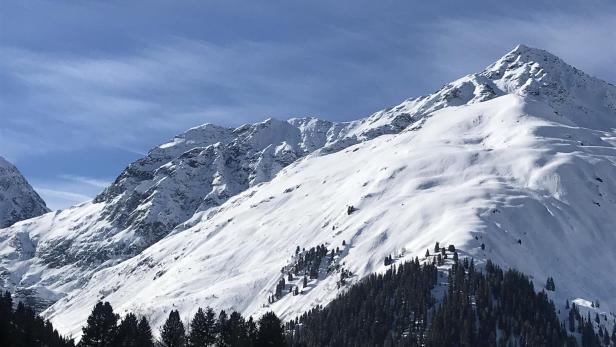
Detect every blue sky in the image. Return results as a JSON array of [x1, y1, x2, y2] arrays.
[[1, 0, 615, 209]]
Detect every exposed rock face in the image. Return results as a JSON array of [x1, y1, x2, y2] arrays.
[[0, 157, 49, 229]]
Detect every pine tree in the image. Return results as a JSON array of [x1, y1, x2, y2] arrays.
[[569, 303, 578, 332], [115, 313, 138, 347], [227, 311, 248, 347], [161, 310, 186, 347], [0, 291, 74, 347], [0, 291, 12, 347], [256, 312, 285, 347], [246, 316, 258, 346], [434, 242, 439, 253], [80, 301, 118, 347], [217, 310, 231, 347], [187, 307, 215, 347], [135, 317, 154, 347]]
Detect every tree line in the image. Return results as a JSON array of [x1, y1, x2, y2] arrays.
[[0, 290, 74, 347], [286, 254, 616, 347], [79, 302, 285, 347], [2, 251, 615, 346]]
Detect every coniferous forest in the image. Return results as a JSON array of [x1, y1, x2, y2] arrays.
[[1, 256, 615, 347], [0, 291, 74, 347], [287, 257, 615, 347]]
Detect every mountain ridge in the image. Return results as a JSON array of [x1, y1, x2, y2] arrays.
[[0, 156, 49, 229], [1, 45, 615, 338]]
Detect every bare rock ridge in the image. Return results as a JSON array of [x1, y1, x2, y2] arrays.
[[0, 157, 49, 229], [91, 44, 616, 262]]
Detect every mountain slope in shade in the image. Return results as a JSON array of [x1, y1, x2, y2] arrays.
[[0, 157, 49, 229], [1, 45, 616, 338]]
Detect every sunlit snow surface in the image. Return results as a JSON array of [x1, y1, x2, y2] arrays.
[[1, 45, 616, 338]]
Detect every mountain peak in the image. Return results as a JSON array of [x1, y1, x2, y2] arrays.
[[509, 43, 550, 57], [475, 44, 616, 129], [0, 156, 50, 228], [485, 44, 570, 76]]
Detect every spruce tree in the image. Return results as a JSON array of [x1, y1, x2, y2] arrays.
[[187, 307, 215, 347], [161, 310, 185, 347], [217, 310, 231, 347], [227, 311, 247, 347], [246, 316, 258, 346], [256, 312, 285, 347], [0, 291, 74, 347], [0, 291, 12, 347], [135, 317, 154, 347], [114, 313, 138, 347], [80, 301, 118, 347]]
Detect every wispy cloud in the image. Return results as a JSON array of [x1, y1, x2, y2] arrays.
[[0, 33, 429, 161], [59, 175, 110, 189], [422, 12, 616, 84], [35, 187, 92, 210], [31, 174, 111, 210]]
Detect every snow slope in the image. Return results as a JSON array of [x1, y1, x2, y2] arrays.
[[2, 45, 616, 337], [0, 157, 49, 229], [0, 42, 497, 307], [0, 113, 423, 310]]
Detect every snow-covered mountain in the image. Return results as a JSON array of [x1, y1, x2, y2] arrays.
[[0, 48, 487, 301], [1, 45, 615, 338], [0, 157, 49, 229]]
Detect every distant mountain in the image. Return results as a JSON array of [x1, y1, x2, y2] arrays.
[[1, 45, 615, 339], [0, 157, 49, 229]]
